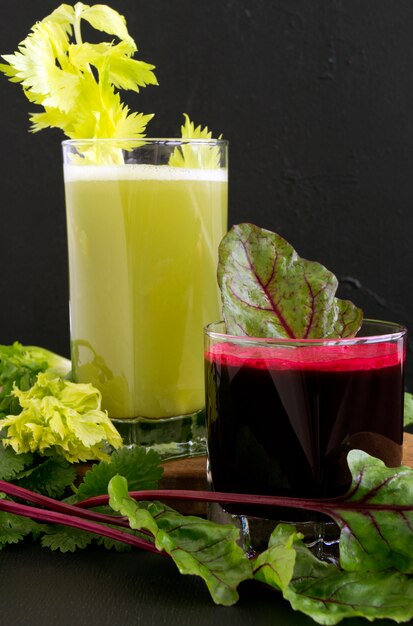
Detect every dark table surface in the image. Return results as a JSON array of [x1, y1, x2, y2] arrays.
[[0, 542, 410, 626]]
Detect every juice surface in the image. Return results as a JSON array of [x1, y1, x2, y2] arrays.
[[205, 341, 405, 517], [64, 163, 227, 418]]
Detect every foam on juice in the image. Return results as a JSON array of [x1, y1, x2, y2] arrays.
[[64, 163, 228, 183]]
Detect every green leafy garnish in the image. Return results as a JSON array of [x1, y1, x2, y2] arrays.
[[108, 475, 253, 606], [0, 3, 157, 141], [169, 113, 223, 169], [218, 223, 363, 339], [0, 371, 122, 462], [1, 5, 223, 166]]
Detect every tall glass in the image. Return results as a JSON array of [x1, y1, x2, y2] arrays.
[[63, 138, 228, 457], [204, 320, 406, 555]]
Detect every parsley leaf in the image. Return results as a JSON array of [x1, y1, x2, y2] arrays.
[[76, 446, 163, 500], [41, 525, 93, 552], [0, 444, 33, 481], [15, 456, 76, 499], [0, 500, 40, 549]]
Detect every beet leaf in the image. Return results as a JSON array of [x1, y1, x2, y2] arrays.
[[329, 450, 413, 573], [108, 475, 253, 606], [254, 525, 413, 625], [218, 224, 362, 338]]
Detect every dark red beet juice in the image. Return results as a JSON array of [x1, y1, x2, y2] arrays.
[[205, 339, 405, 519]]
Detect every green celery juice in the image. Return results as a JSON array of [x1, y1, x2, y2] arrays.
[[64, 163, 227, 419]]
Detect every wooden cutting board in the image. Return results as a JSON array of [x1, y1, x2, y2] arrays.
[[160, 432, 413, 514]]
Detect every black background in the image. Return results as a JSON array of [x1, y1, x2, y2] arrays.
[[1, 1, 413, 385]]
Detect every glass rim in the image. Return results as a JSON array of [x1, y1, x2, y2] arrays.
[[204, 318, 407, 346], [62, 137, 228, 147]]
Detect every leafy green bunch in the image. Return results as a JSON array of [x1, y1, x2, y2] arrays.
[[0, 342, 122, 464], [0, 372, 122, 462], [0, 3, 157, 140]]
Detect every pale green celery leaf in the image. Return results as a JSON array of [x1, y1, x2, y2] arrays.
[[79, 5, 136, 47], [38, 69, 81, 114], [218, 224, 363, 339], [0, 63, 19, 79], [61, 70, 153, 146], [329, 450, 413, 574], [112, 109, 153, 141], [30, 107, 73, 134], [254, 525, 413, 625], [107, 57, 158, 92], [0, 371, 122, 463], [108, 475, 253, 606], [44, 3, 133, 50], [404, 392, 413, 427], [68, 41, 157, 92], [169, 114, 222, 169], [41, 525, 93, 552], [0, 508, 40, 548], [34, 20, 72, 62], [68, 41, 123, 69], [0, 3, 156, 148], [30, 70, 99, 137], [2, 22, 80, 113], [43, 4, 75, 31], [59, 380, 101, 411], [76, 446, 163, 500], [0, 445, 34, 481], [15, 455, 76, 498]]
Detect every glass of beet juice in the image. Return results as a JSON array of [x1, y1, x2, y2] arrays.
[[204, 320, 406, 554]]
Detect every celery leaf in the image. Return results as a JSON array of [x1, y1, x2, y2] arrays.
[[169, 114, 223, 169], [0, 3, 157, 144], [0, 371, 122, 462]]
